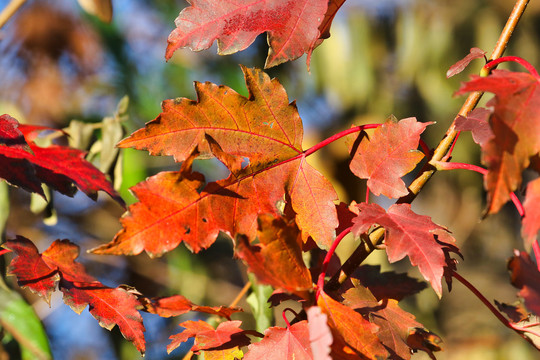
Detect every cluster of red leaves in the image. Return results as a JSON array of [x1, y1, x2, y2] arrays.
[[448, 50, 540, 334], [455, 58, 540, 248], [83, 65, 454, 357], [3, 3, 540, 359], [0, 114, 123, 205], [3, 65, 452, 357], [3, 237, 242, 355]]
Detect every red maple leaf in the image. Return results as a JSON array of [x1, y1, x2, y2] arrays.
[[4, 236, 145, 354], [351, 203, 459, 297], [507, 250, 540, 317], [141, 294, 241, 319], [168, 320, 250, 354], [494, 300, 529, 323], [317, 291, 388, 359], [0, 115, 30, 151], [244, 322, 312, 360], [454, 108, 494, 146], [349, 117, 430, 198], [446, 47, 486, 78], [92, 67, 338, 257], [267, 290, 305, 307], [235, 214, 312, 294], [351, 264, 427, 301], [4, 236, 59, 303], [165, 0, 330, 68], [0, 114, 123, 205], [343, 280, 425, 360], [522, 178, 540, 248], [456, 69, 540, 214]]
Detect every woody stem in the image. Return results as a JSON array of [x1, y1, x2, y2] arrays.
[[0, 0, 26, 29]]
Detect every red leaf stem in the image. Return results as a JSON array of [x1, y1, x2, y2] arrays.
[[316, 226, 352, 300], [522, 322, 540, 329], [452, 270, 540, 339], [281, 308, 300, 329], [484, 56, 540, 78], [533, 241, 540, 272], [434, 161, 525, 217], [365, 186, 370, 204], [418, 139, 431, 157], [444, 132, 460, 161], [0, 249, 12, 256], [241, 124, 383, 184], [304, 124, 381, 157]]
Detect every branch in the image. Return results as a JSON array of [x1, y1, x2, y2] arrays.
[[0, 0, 26, 29]]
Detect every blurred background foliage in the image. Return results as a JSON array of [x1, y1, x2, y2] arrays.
[[0, 0, 540, 359]]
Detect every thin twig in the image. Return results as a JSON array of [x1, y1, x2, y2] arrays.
[[229, 281, 251, 308], [0, 0, 26, 29], [452, 270, 540, 340]]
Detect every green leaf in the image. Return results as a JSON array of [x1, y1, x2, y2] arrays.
[[0, 287, 52, 360], [99, 96, 128, 173], [246, 274, 274, 333], [65, 120, 95, 151]]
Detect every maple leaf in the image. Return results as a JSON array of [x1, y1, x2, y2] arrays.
[[168, 320, 250, 354], [141, 294, 241, 319], [0, 115, 30, 151], [456, 69, 540, 214], [244, 322, 312, 360], [235, 214, 312, 294], [165, 0, 330, 68], [94, 67, 338, 257], [317, 291, 388, 359], [335, 201, 359, 235], [4, 236, 146, 354], [4, 236, 59, 304], [454, 108, 494, 146], [522, 178, 540, 248], [349, 117, 430, 198], [446, 47, 486, 78], [507, 250, 540, 317], [351, 264, 427, 301], [351, 203, 459, 297], [309, 0, 345, 65], [494, 300, 529, 323], [343, 280, 424, 360], [307, 306, 333, 360], [118, 66, 304, 164], [0, 114, 124, 205], [267, 290, 305, 307]]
